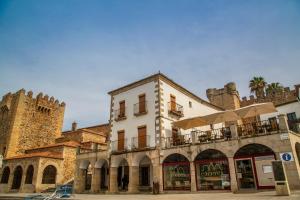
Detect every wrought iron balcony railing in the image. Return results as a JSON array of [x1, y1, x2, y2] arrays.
[[134, 101, 148, 116], [132, 135, 150, 149], [237, 119, 279, 137], [111, 139, 128, 152], [168, 102, 184, 117], [161, 134, 190, 148], [114, 108, 127, 121]]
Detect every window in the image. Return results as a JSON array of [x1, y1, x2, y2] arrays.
[[119, 101, 125, 117], [138, 94, 146, 113], [42, 165, 57, 184], [189, 101, 192, 108], [287, 112, 297, 121], [0, 167, 10, 184], [25, 165, 34, 184], [117, 130, 125, 151], [138, 126, 147, 148]]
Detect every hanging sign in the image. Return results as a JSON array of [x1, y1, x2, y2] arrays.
[[280, 152, 294, 162]]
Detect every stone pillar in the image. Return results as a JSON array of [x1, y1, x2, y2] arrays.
[[109, 167, 118, 193], [228, 157, 238, 193], [190, 162, 197, 192], [128, 166, 139, 193], [230, 124, 238, 139], [191, 131, 197, 144], [91, 168, 101, 193], [278, 114, 289, 132]]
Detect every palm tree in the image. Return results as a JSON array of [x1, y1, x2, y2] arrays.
[[249, 76, 267, 98], [266, 82, 284, 96]]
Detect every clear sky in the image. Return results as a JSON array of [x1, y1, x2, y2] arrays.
[[0, 0, 299, 130]]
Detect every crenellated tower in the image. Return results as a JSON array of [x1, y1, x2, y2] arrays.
[[0, 89, 65, 158]]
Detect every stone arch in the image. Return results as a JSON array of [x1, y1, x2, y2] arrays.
[[94, 159, 109, 190], [25, 165, 34, 184], [42, 165, 57, 184], [94, 159, 109, 169], [11, 166, 23, 190], [0, 166, 10, 184], [79, 160, 91, 169], [132, 153, 153, 166], [117, 158, 129, 191], [194, 149, 230, 191], [296, 142, 300, 165], [161, 150, 191, 164], [138, 156, 153, 187], [162, 153, 191, 190], [234, 143, 275, 158]]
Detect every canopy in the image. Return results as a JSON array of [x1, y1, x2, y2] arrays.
[[172, 116, 207, 130], [201, 110, 241, 125], [173, 110, 240, 130], [234, 102, 277, 119]]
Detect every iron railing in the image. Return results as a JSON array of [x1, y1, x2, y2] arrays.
[[131, 135, 150, 149], [161, 134, 191, 148], [111, 139, 128, 152], [237, 119, 279, 137], [114, 108, 127, 121], [168, 102, 184, 117], [134, 101, 148, 116], [193, 127, 231, 143]]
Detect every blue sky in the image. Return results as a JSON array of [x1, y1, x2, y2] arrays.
[[0, 0, 299, 130]]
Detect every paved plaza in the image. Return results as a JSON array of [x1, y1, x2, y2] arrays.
[[1, 191, 300, 200]]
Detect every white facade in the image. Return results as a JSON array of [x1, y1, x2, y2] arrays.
[[110, 80, 158, 149], [160, 79, 221, 138], [261, 101, 300, 121], [109, 74, 222, 152]]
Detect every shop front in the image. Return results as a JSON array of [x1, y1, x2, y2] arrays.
[[234, 144, 276, 190], [194, 149, 230, 191], [163, 154, 191, 190]]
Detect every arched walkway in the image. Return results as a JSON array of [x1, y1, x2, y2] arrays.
[[117, 159, 129, 191], [42, 165, 57, 184], [25, 165, 34, 184], [94, 159, 109, 190], [139, 156, 152, 190], [11, 166, 23, 190], [0, 167, 10, 184], [234, 143, 275, 190], [194, 149, 230, 191], [163, 153, 190, 190], [84, 163, 92, 191]]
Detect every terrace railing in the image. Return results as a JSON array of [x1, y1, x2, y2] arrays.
[[114, 108, 127, 121], [161, 134, 191, 148], [237, 119, 279, 138]]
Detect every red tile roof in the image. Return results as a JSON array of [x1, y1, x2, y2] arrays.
[[26, 141, 80, 151]]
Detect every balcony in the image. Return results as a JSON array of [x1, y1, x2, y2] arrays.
[[114, 108, 127, 121], [132, 135, 150, 150], [134, 101, 148, 116], [168, 102, 184, 118], [111, 139, 128, 152], [237, 119, 279, 137], [161, 119, 282, 149]]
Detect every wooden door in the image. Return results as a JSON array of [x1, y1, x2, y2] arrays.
[[119, 101, 125, 117], [118, 130, 125, 151], [138, 126, 147, 148], [139, 94, 146, 113], [254, 155, 275, 188], [170, 95, 176, 111]]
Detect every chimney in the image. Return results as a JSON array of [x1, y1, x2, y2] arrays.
[[72, 121, 77, 131]]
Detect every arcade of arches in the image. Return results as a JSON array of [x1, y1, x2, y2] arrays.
[[73, 142, 300, 194]]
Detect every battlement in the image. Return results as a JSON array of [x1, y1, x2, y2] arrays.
[[240, 85, 299, 107]]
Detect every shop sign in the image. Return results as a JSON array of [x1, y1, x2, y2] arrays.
[[280, 133, 289, 140], [280, 152, 294, 162], [200, 162, 225, 177], [167, 165, 190, 178]]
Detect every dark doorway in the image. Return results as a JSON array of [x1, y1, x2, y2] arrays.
[[117, 159, 129, 191], [11, 166, 23, 190], [140, 166, 150, 186]]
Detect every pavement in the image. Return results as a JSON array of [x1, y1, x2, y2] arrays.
[[1, 191, 300, 200]]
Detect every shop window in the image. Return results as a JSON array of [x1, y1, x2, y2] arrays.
[[163, 154, 190, 190], [42, 165, 56, 184], [194, 149, 230, 190]]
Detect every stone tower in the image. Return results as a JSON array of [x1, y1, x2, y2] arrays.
[[206, 82, 241, 110], [0, 89, 65, 158]]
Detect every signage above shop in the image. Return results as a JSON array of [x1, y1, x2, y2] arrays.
[[280, 152, 294, 162], [280, 133, 289, 140]]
